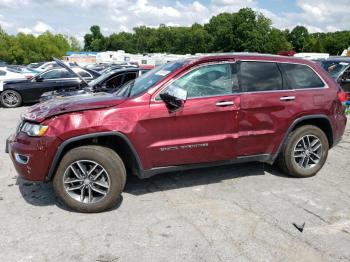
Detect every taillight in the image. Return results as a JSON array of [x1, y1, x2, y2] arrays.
[[338, 91, 348, 103]]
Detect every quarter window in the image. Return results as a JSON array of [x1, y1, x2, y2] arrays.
[[280, 63, 325, 89], [240, 62, 283, 92], [0, 70, 6, 76], [168, 63, 236, 98]]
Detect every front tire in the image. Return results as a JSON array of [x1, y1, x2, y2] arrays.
[[277, 125, 329, 178], [53, 145, 126, 213], [1, 90, 22, 108]]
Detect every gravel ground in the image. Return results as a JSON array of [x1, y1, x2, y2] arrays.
[[0, 106, 349, 262]]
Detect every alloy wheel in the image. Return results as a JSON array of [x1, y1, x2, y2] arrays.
[[293, 135, 322, 169], [2, 91, 19, 106], [63, 160, 110, 204]]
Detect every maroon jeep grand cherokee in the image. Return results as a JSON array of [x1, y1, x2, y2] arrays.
[[6, 54, 348, 212]]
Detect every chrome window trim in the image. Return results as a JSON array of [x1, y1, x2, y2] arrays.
[[152, 59, 329, 103]]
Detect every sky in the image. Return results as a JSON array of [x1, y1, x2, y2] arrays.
[[0, 0, 349, 43]]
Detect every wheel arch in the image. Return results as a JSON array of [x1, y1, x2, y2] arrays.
[[274, 114, 334, 161], [46, 132, 143, 181]]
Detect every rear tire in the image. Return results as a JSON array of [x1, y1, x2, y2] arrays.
[[1, 90, 22, 108], [53, 145, 126, 213], [277, 125, 329, 178]]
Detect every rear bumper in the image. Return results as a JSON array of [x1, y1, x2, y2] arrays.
[[6, 133, 60, 181]]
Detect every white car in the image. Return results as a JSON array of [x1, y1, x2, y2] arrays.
[[28, 61, 77, 72], [0, 67, 27, 82], [0, 67, 27, 94]]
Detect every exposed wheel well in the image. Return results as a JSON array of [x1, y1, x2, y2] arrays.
[[291, 118, 333, 147], [49, 133, 141, 180]]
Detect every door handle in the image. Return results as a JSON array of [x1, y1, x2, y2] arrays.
[[216, 101, 234, 107], [280, 96, 295, 101]]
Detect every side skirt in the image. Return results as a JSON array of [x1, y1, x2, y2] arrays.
[[140, 154, 275, 179]]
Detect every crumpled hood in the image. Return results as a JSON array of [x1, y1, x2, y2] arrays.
[[22, 92, 126, 122]]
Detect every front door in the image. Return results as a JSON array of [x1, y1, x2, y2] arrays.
[[146, 62, 241, 168]]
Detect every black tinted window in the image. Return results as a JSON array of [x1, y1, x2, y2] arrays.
[[0, 70, 6, 76], [280, 63, 324, 89], [105, 74, 123, 89], [123, 72, 137, 83], [240, 62, 282, 92]]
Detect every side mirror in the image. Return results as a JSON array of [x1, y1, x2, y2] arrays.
[[159, 84, 187, 112], [35, 76, 44, 82]]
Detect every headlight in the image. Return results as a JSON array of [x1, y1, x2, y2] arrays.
[[21, 122, 48, 137]]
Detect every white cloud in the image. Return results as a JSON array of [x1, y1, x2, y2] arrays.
[[266, 0, 350, 33], [0, 0, 28, 8], [0, 0, 349, 39], [16, 21, 53, 35], [33, 21, 53, 33]]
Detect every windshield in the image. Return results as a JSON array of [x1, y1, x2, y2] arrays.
[[115, 61, 186, 97], [321, 61, 350, 78]]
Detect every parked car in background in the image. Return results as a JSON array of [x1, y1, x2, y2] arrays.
[[6, 66, 39, 79], [0, 66, 100, 107], [28, 61, 78, 72], [40, 67, 150, 101], [84, 62, 138, 73], [6, 54, 347, 212], [0, 67, 27, 82], [320, 57, 350, 98]]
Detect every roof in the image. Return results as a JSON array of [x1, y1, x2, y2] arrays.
[[185, 53, 316, 67]]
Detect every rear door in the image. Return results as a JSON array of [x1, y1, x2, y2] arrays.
[[237, 61, 299, 156], [146, 62, 241, 167]]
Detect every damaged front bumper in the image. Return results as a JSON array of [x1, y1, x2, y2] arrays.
[[6, 132, 61, 181]]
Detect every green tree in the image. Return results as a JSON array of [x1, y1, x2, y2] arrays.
[[288, 26, 310, 52], [84, 25, 105, 51]]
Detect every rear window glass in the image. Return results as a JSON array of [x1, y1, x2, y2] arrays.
[[240, 62, 283, 92], [280, 63, 325, 89]]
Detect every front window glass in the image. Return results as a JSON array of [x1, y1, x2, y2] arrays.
[[88, 70, 115, 87], [115, 61, 186, 97], [104, 74, 123, 89], [41, 69, 62, 79], [165, 63, 235, 98]]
